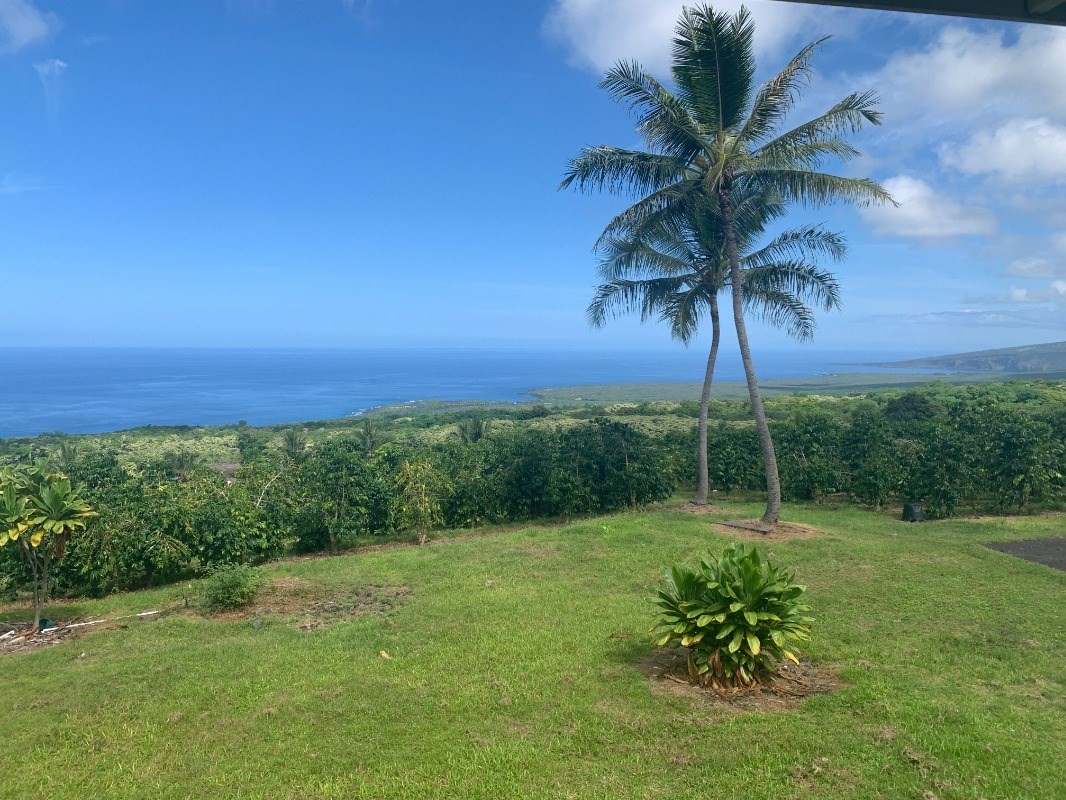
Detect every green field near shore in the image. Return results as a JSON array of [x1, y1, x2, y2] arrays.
[[2, 502, 1064, 799], [530, 370, 1066, 404]]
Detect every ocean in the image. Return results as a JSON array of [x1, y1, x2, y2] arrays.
[[0, 347, 921, 439]]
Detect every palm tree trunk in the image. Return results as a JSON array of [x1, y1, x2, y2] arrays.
[[720, 182, 782, 526], [693, 294, 721, 504]]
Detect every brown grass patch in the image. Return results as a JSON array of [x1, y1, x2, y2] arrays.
[[211, 576, 327, 622], [637, 648, 842, 713], [214, 577, 411, 630], [714, 519, 823, 541]]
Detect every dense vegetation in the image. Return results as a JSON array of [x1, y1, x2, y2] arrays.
[[0, 379, 1062, 601]]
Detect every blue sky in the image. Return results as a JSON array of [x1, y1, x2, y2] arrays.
[[1, 0, 1063, 354]]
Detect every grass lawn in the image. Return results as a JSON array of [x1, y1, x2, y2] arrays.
[[2, 503, 1064, 799]]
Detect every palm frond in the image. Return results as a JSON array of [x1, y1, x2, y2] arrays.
[[587, 277, 691, 328], [601, 60, 707, 162], [671, 4, 755, 134], [756, 138, 864, 170], [598, 237, 694, 280], [743, 259, 842, 312], [743, 288, 817, 341], [742, 169, 895, 209], [744, 225, 847, 267], [738, 37, 827, 147], [758, 90, 884, 156], [559, 147, 686, 196], [661, 281, 715, 344], [593, 179, 703, 246]]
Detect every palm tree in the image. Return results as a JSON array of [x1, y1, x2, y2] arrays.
[[589, 191, 844, 504], [281, 428, 308, 463], [356, 418, 386, 456], [167, 449, 201, 481], [561, 4, 892, 525], [456, 418, 492, 445]]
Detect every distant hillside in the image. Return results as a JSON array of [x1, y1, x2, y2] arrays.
[[873, 341, 1066, 373]]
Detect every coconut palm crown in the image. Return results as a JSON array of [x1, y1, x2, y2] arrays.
[[561, 4, 892, 525], [589, 191, 845, 504]]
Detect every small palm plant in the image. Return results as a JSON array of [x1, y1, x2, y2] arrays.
[[456, 418, 492, 445], [0, 467, 96, 630], [281, 427, 308, 463], [652, 543, 813, 692], [356, 418, 386, 455]]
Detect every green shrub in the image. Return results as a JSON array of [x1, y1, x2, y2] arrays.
[[652, 543, 813, 691], [200, 563, 262, 612]]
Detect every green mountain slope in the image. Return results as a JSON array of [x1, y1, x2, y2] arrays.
[[874, 341, 1066, 373]]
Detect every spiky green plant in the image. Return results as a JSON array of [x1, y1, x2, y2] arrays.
[[652, 543, 813, 691], [456, 418, 492, 445]]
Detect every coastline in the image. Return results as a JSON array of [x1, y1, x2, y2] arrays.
[[4, 369, 1064, 443], [2, 344, 1063, 440]]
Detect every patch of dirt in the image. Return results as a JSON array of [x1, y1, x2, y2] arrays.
[[636, 648, 842, 713], [985, 537, 1066, 572], [219, 578, 412, 631], [1, 611, 163, 656], [211, 576, 327, 622], [714, 519, 823, 541], [1, 623, 83, 654], [296, 586, 411, 631]]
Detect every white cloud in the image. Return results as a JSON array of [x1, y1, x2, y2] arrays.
[[940, 118, 1066, 184], [0, 172, 46, 194], [34, 57, 66, 122], [0, 0, 55, 53], [859, 175, 995, 240], [1006, 257, 1066, 280], [33, 54, 63, 76], [967, 281, 1066, 307], [868, 307, 1065, 329], [867, 25, 1066, 126], [1052, 232, 1066, 255], [543, 0, 860, 75]]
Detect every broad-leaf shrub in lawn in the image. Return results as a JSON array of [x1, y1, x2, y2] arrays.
[[652, 543, 813, 690], [200, 563, 262, 612]]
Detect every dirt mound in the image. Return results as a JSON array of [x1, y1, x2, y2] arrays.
[[714, 519, 823, 541], [637, 648, 841, 713]]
